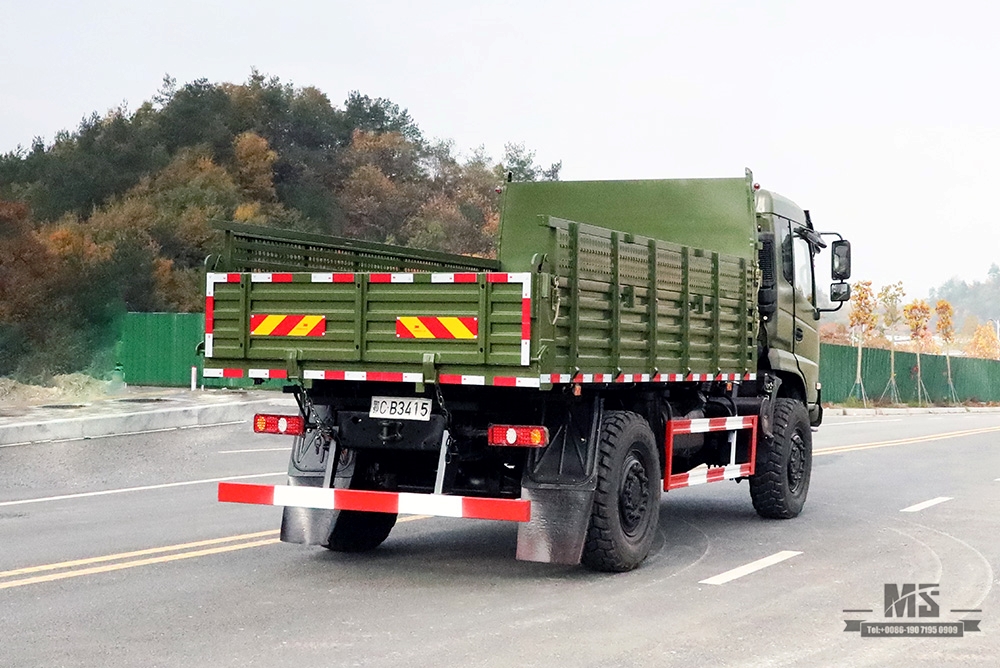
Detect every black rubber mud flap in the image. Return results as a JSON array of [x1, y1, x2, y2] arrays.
[[516, 398, 600, 565], [279, 476, 336, 545]]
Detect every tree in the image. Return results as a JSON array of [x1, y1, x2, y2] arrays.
[[877, 281, 905, 403], [339, 164, 412, 242], [903, 299, 932, 405], [499, 142, 561, 182], [847, 280, 877, 405], [0, 201, 60, 377], [233, 132, 278, 201], [935, 299, 959, 403], [818, 322, 850, 345], [0, 73, 564, 377], [965, 324, 1000, 360], [342, 92, 422, 144]]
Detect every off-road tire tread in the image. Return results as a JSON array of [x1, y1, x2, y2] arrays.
[[326, 510, 397, 552], [581, 411, 660, 572], [749, 398, 811, 519]]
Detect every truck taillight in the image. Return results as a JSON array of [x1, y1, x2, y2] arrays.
[[253, 414, 305, 436], [487, 425, 549, 447]]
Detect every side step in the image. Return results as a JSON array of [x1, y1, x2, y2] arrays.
[[664, 416, 758, 491], [218, 483, 531, 522]]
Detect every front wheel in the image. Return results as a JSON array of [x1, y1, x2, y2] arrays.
[[749, 398, 812, 519], [581, 411, 661, 572]]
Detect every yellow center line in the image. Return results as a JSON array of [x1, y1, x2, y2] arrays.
[[0, 539, 281, 590], [815, 424, 1000, 456], [1, 515, 432, 590], [0, 530, 280, 579]]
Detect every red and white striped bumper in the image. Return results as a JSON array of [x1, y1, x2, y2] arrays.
[[669, 463, 754, 488], [218, 482, 531, 522], [664, 415, 758, 491]]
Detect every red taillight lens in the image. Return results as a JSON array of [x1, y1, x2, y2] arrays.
[[487, 424, 549, 447], [253, 414, 305, 436]]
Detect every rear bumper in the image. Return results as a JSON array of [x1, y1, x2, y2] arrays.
[[218, 482, 531, 522]]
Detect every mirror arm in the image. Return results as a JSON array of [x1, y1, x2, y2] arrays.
[[815, 302, 845, 315]]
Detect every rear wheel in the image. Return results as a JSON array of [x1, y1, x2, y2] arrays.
[[750, 398, 812, 519], [326, 510, 397, 552], [581, 411, 661, 572]]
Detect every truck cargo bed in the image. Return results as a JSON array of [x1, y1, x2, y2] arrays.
[[204, 218, 756, 386]]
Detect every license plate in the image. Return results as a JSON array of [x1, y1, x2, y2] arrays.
[[369, 396, 432, 422]]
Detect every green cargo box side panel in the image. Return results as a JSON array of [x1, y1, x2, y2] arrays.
[[533, 218, 755, 379]]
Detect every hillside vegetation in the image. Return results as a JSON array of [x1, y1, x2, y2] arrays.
[[0, 73, 559, 379]]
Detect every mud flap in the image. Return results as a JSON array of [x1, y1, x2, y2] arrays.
[[516, 397, 601, 565], [516, 487, 595, 564], [279, 476, 336, 546]]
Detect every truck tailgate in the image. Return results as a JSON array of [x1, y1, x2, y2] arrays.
[[205, 270, 532, 378]]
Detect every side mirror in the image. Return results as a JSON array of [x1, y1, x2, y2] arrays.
[[831, 240, 851, 280], [830, 282, 851, 302]]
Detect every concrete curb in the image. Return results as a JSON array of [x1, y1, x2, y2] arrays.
[[825, 406, 1000, 417], [0, 395, 295, 446]]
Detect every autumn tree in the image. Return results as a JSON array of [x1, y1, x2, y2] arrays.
[[0, 73, 563, 378], [0, 201, 60, 377], [847, 280, 877, 405], [903, 299, 932, 405], [935, 299, 959, 403], [965, 323, 1000, 360], [233, 132, 278, 201], [877, 281, 905, 403], [818, 322, 850, 345]]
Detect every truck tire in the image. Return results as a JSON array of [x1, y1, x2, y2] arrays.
[[581, 411, 661, 572], [749, 398, 811, 519], [326, 511, 397, 552]]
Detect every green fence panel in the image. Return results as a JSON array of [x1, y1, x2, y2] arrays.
[[119, 313, 204, 387], [118, 312, 282, 389], [120, 315, 1000, 400], [820, 343, 1000, 404]]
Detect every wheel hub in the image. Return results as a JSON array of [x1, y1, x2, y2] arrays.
[[787, 432, 806, 493], [619, 451, 650, 536]]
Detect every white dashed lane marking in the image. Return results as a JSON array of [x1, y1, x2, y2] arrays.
[[900, 497, 953, 513], [699, 550, 802, 585]]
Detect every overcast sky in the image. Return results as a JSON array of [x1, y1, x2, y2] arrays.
[[2, 0, 998, 300]]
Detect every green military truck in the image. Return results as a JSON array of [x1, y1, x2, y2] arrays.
[[209, 170, 851, 572]]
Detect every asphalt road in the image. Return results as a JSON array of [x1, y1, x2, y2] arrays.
[[2, 410, 998, 667]]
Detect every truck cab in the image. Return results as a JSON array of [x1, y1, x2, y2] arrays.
[[755, 189, 851, 425]]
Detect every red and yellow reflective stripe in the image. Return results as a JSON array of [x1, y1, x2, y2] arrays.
[[250, 314, 325, 337], [396, 316, 478, 340]]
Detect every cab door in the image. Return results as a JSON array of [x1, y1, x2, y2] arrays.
[[775, 219, 820, 406]]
